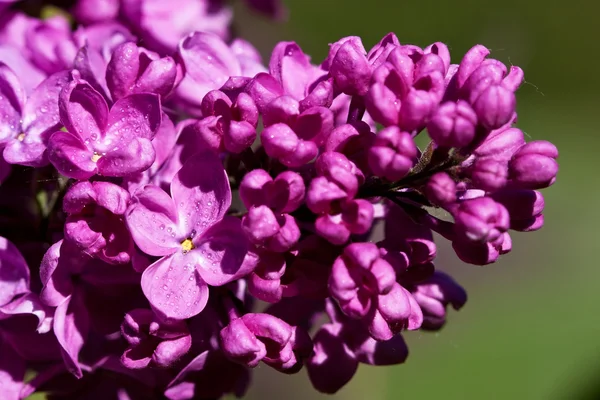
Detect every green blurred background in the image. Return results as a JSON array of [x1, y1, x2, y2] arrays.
[[235, 0, 600, 399]]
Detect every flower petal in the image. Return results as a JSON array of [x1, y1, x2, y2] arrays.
[[171, 152, 231, 237], [175, 32, 241, 107], [0, 336, 26, 400], [104, 93, 162, 142], [126, 185, 180, 256], [53, 293, 90, 379], [141, 253, 209, 320], [0, 236, 30, 307], [194, 217, 258, 286], [47, 130, 97, 179], [96, 137, 156, 177], [0, 62, 24, 145], [22, 71, 71, 140], [59, 76, 109, 142]]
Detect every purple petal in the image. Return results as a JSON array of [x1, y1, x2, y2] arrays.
[[194, 217, 258, 286], [269, 42, 322, 100], [53, 293, 90, 379], [0, 236, 30, 307], [59, 76, 109, 142], [306, 323, 358, 394], [73, 45, 110, 99], [135, 55, 177, 98], [0, 62, 24, 145], [105, 93, 162, 141], [0, 45, 45, 94], [171, 152, 231, 237], [106, 42, 140, 100], [126, 185, 180, 257], [11, 70, 69, 155], [176, 32, 241, 108], [39, 241, 73, 307], [0, 293, 48, 332], [141, 252, 209, 320], [0, 336, 26, 400], [96, 137, 156, 177], [47, 130, 97, 179], [230, 39, 267, 77]]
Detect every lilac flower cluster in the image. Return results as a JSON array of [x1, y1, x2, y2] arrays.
[[0, 1, 558, 398]]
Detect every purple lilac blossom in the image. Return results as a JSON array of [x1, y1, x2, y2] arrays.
[[0, 3, 560, 396]]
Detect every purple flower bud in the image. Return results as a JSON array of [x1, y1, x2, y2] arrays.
[[121, 309, 192, 369], [424, 42, 451, 75], [242, 207, 300, 252], [239, 169, 272, 208], [299, 77, 334, 111], [453, 197, 510, 243], [326, 37, 371, 96], [472, 83, 516, 130], [473, 126, 526, 163], [315, 151, 363, 196], [383, 204, 437, 266], [306, 176, 348, 214], [503, 66, 525, 91], [427, 100, 478, 148], [268, 171, 306, 213], [368, 126, 417, 181], [63, 181, 133, 264], [508, 140, 558, 189], [452, 232, 511, 266], [364, 64, 404, 126], [424, 172, 457, 206], [261, 104, 333, 167], [248, 252, 286, 303], [314, 199, 374, 245], [470, 158, 508, 192], [491, 189, 545, 232], [456, 45, 490, 90], [106, 42, 177, 100], [367, 283, 423, 341], [367, 32, 400, 70], [414, 53, 446, 82], [411, 271, 467, 330], [329, 242, 396, 319], [245, 72, 284, 114], [196, 90, 258, 153], [386, 47, 416, 88], [220, 313, 312, 373]]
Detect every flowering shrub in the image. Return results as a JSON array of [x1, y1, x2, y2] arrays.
[[0, 0, 558, 398]]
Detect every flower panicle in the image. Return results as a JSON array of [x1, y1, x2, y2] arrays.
[[0, 2, 557, 398]]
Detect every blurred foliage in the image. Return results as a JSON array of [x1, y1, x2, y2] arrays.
[[236, 0, 600, 399]]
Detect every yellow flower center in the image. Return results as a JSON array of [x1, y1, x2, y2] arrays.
[[91, 153, 102, 162], [17, 133, 25, 142], [181, 239, 194, 253]]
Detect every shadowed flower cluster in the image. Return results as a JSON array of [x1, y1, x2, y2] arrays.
[[0, 0, 558, 398]]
